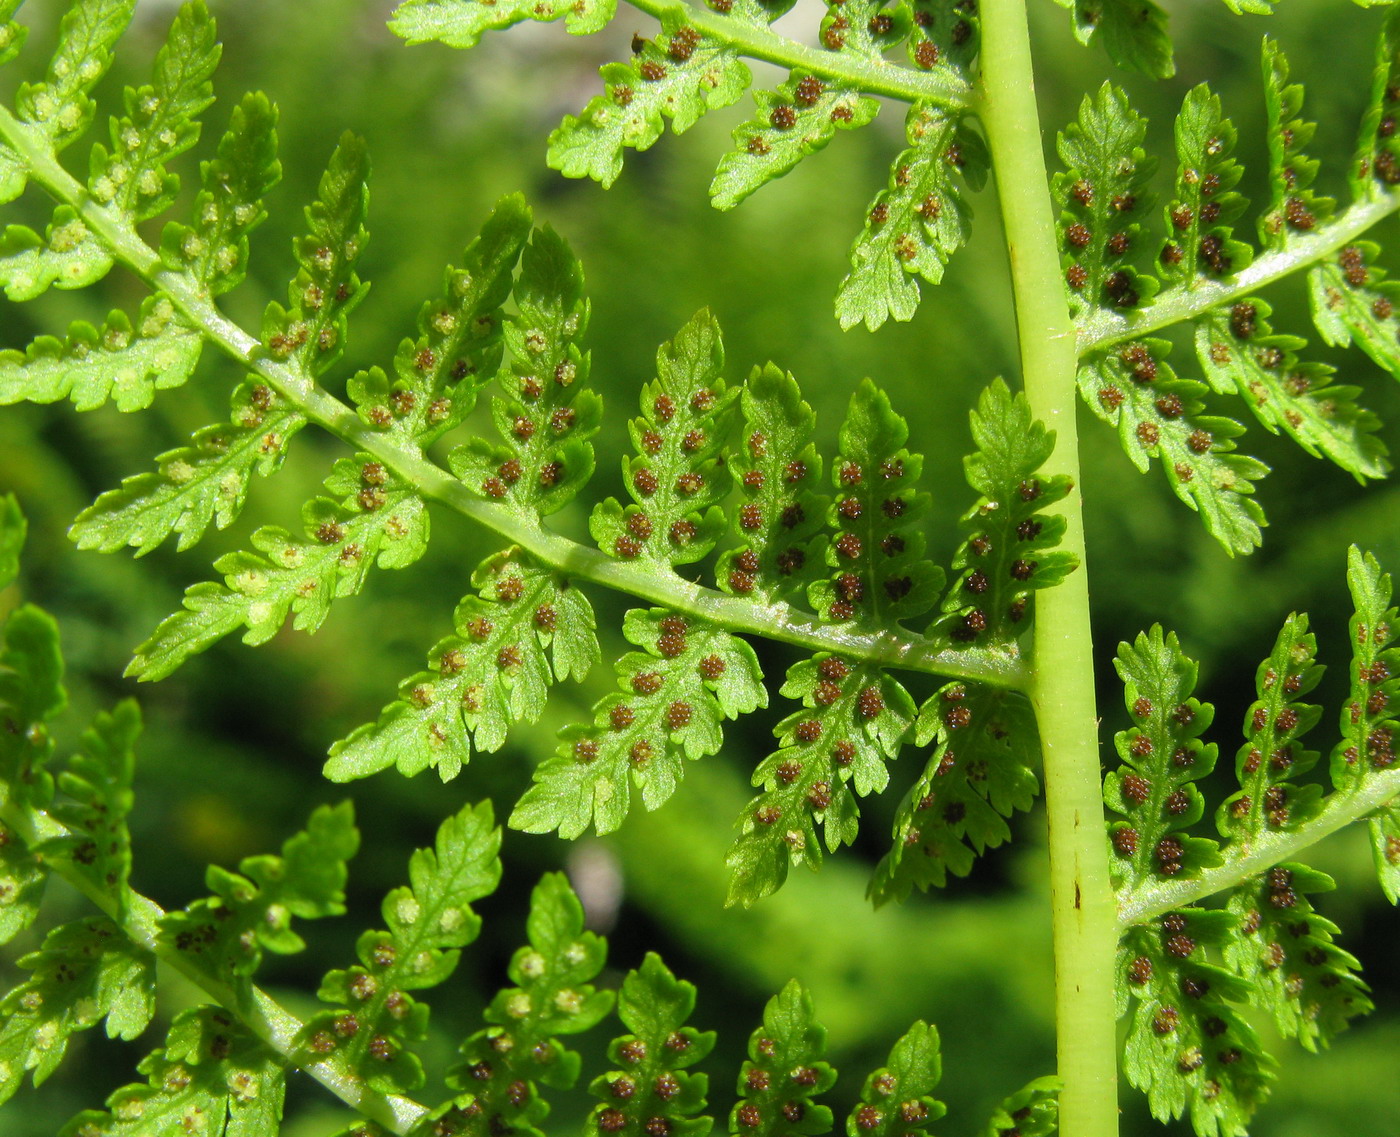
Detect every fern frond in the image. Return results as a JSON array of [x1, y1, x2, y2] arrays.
[[729, 979, 835, 1136], [585, 953, 714, 1137], [302, 801, 500, 1095], [1371, 802, 1400, 903], [0, 917, 154, 1105], [326, 551, 598, 782], [440, 873, 613, 1136], [845, 1021, 945, 1136], [1336, 547, 1399, 790], [978, 1075, 1059, 1137], [159, 802, 358, 981], [390, 0, 617, 47], [1051, 0, 1173, 79], [1258, 39, 1333, 244], [0, 818, 43, 945], [1308, 240, 1400, 381], [59, 1009, 284, 1135], [0, 603, 65, 812]]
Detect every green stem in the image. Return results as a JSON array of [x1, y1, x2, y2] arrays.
[[0, 102, 1027, 692], [1118, 773, 1400, 927], [978, 4, 1118, 1137], [623, 0, 971, 106], [1077, 189, 1400, 354], [0, 800, 429, 1134]]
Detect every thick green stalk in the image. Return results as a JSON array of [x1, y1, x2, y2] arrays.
[[977, 4, 1118, 1136]]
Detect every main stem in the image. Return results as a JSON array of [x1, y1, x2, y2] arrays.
[[977, 4, 1119, 1136]]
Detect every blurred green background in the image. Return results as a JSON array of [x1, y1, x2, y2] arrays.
[[2, 0, 1399, 1133]]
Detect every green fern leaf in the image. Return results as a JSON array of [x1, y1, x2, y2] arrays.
[[1371, 802, 1400, 903], [512, 610, 765, 838], [438, 873, 614, 1136], [0, 295, 201, 412], [1162, 85, 1251, 285], [40, 700, 140, 915], [58, 1006, 284, 1136], [451, 224, 599, 516], [0, 820, 43, 946], [302, 801, 500, 1094], [845, 1021, 945, 1136], [1335, 546, 1399, 791], [906, 0, 980, 81], [0, 916, 154, 1104], [1307, 241, 1400, 381], [1120, 910, 1274, 1137], [0, 491, 22, 588], [1056, 83, 1159, 317], [1106, 628, 1222, 891], [1352, 3, 1400, 196], [390, 0, 616, 48], [1223, 864, 1372, 1050], [86, 0, 219, 224], [870, 684, 1039, 903], [1194, 299, 1386, 479], [1217, 613, 1325, 842], [714, 364, 826, 604], [977, 1076, 1059, 1137], [938, 379, 1076, 645], [711, 75, 879, 210], [0, 5, 28, 204], [0, 207, 113, 301], [585, 953, 715, 1137], [159, 802, 358, 980], [326, 551, 598, 782], [1052, 0, 1173, 79], [818, 0, 911, 60], [729, 979, 835, 1136], [161, 90, 281, 297], [548, 14, 749, 189], [1078, 342, 1266, 555], [0, 604, 66, 811], [69, 379, 307, 555], [591, 310, 737, 566], [726, 654, 915, 906], [1258, 39, 1332, 244], [835, 104, 986, 331]]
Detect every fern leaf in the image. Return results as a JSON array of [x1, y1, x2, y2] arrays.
[[978, 1076, 1059, 1137], [1371, 802, 1400, 903], [591, 310, 737, 566], [159, 802, 357, 981], [818, 0, 911, 60], [585, 953, 714, 1137], [40, 700, 140, 916], [1257, 39, 1332, 244], [1120, 910, 1274, 1137], [326, 552, 598, 783], [1217, 613, 1325, 842], [845, 1021, 945, 1136], [726, 653, 915, 906], [907, 0, 981, 83], [0, 818, 44, 946], [14, 0, 134, 153], [711, 75, 879, 211], [938, 379, 1076, 645], [715, 364, 826, 604], [86, 0, 219, 224], [1195, 299, 1386, 479], [1161, 86, 1251, 286], [1307, 241, 1400, 381], [1078, 342, 1266, 555], [1106, 628, 1222, 891], [548, 14, 750, 189], [1334, 546, 1398, 789], [451, 224, 599, 516], [512, 610, 765, 838], [0, 916, 154, 1104], [1056, 83, 1159, 317], [0, 604, 66, 811], [0, 490, 23, 588], [729, 979, 835, 1136], [1223, 864, 1371, 1050], [1352, 3, 1400, 197], [162, 90, 281, 297], [1051, 0, 1173, 80], [835, 104, 986, 331], [302, 801, 500, 1095], [870, 684, 1040, 904], [390, 0, 616, 48], [127, 463, 429, 680], [0, 4, 27, 204], [59, 1006, 284, 1136], [439, 873, 614, 1136], [0, 295, 202, 412], [69, 379, 307, 555], [0, 207, 113, 301]]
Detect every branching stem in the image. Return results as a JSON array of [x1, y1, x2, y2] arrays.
[[0, 102, 1027, 692], [0, 798, 430, 1134], [978, 3, 1117, 1136]]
